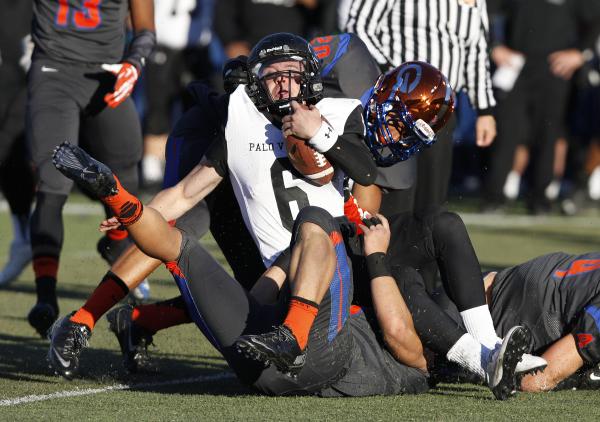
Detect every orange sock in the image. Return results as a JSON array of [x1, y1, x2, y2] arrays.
[[70, 272, 129, 330], [283, 297, 319, 350], [101, 175, 143, 226], [106, 227, 128, 241], [132, 297, 191, 334]]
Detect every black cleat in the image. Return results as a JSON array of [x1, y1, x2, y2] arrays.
[[52, 141, 117, 197], [28, 302, 59, 338], [47, 313, 91, 379], [106, 305, 156, 373], [486, 325, 531, 400], [235, 325, 306, 375], [97, 235, 132, 266]]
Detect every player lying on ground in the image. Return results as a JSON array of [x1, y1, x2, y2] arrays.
[[47, 34, 543, 398], [429, 252, 600, 392], [53, 141, 535, 398], [51, 140, 438, 396]]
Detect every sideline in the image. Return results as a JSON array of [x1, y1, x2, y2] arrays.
[[0, 372, 235, 407]]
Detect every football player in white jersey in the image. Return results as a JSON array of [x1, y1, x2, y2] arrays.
[[48, 32, 378, 378]]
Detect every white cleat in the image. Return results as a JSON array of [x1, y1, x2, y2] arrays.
[[486, 326, 530, 400], [515, 353, 547, 375]]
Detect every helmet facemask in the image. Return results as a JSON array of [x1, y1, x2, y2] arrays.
[[365, 96, 436, 167], [253, 58, 310, 114], [247, 33, 323, 115]]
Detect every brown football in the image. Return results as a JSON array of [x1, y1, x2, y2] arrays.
[[285, 134, 334, 186]]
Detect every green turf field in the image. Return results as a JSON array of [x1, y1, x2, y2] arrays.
[[1, 198, 600, 420]]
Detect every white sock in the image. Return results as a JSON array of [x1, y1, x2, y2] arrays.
[[446, 333, 494, 379], [460, 305, 502, 350]]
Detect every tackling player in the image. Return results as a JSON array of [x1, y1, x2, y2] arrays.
[[26, 0, 156, 336], [52, 141, 434, 396], [47, 34, 537, 399], [488, 253, 600, 391]]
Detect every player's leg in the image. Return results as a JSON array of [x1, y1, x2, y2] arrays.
[[82, 96, 143, 255], [0, 87, 34, 285], [393, 265, 535, 400], [26, 63, 82, 336], [236, 206, 353, 375], [48, 203, 210, 377], [482, 82, 529, 210]]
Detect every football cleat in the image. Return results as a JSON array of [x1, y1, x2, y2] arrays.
[[515, 353, 547, 375], [47, 313, 91, 379], [106, 305, 155, 373], [52, 141, 117, 197], [28, 302, 59, 338], [485, 325, 530, 400], [235, 325, 306, 376], [96, 235, 131, 265]]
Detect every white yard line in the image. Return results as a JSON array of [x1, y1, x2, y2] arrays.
[[459, 212, 600, 228], [0, 372, 235, 407]]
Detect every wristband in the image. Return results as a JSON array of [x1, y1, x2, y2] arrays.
[[308, 121, 337, 153], [124, 30, 156, 72], [365, 252, 392, 279]]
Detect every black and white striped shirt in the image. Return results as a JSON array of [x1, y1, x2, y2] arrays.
[[339, 0, 496, 113]]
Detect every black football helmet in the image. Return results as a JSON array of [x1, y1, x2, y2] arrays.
[[247, 33, 323, 114]]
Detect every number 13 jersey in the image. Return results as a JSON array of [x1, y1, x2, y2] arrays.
[[206, 85, 363, 266], [32, 0, 129, 64]]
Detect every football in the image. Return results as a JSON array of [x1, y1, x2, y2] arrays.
[[285, 134, 334, 186]]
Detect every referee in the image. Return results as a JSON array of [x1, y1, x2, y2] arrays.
[[340, 0, 497, 214]]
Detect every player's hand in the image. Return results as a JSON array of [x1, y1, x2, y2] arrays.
[[359, 213, 390, 255], [491, 45, 522, 67], [476, 115, 496, 147], [99, 216, 121, 232], [102, 62, 139, 108], [282, 100, 322, 139], [548, 49, 585, 80]]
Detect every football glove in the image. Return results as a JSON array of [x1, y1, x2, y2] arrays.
[[102, 62, 139, 108]]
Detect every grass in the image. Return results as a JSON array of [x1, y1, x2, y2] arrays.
[[1, 196, 600, 420]]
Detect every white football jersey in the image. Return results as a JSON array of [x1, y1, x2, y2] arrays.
[[225, 86, 361, 266]]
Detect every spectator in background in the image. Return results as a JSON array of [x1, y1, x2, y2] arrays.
[[340, 0, 497, 215], [484, 0, 600, 214], [0, 0, 35, 286], [214, 0, 319, 59], [142, 0, 214, 185]]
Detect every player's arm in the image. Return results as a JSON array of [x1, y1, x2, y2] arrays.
[[520, 334, 584, 392], [319, 106, 377, 186], [250, 248, 290, 305], [351, 183, 382, 215], [103, 0, 156, 108], [284, 102, 377, 186], [148, 161, 223, 222], [360, 215, 427, 371]]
